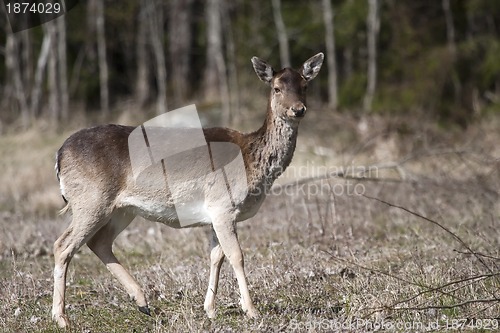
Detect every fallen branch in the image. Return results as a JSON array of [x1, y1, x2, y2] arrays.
[[453, 249, 500, 262], [361, 194, 498, 283], [323, 251, 464, 302], [326, 252, 500, 318], [389, 272, 500, 308], [274, 164, 408, 192], [390, 298, 500, 311]]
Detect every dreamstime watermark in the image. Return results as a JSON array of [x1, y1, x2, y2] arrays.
[[128, 105, 378, 226], [269, 179, 367, 199], [266, 161, 379, 199], [288, 318, 499, 332], [128, 105, 247, 227], [3, 0, 80, 33], [280, 161, 380, 180]]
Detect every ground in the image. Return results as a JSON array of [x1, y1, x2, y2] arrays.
[[0, 109, 498, 332]]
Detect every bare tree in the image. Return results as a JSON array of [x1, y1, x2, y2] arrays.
[[363, 0, 380, 112], [5, 29, 29, 125], [135, 1, 150, 107], [95, 0, 109, 115], [169, 0, 193, 108], [57, 15, 69, 121], [271, 0, 290, 68], [343, 47, 353, 80], [20, 29, 32, 96], [442, 0, 460, 107], [222, 3, 240, 125], [146, 0, 167, 114], [322, 0, 338, 109], [45, 20, 60, 122], [30, 27, 52, 120], [204, 0, 231, 123], [204, 0, 221, 99], [442, 0, 456, 57]]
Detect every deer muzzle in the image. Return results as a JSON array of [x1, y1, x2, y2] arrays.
[[291, 104, 306, 118]]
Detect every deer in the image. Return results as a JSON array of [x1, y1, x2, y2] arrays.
[[52, 53, 324, 328]]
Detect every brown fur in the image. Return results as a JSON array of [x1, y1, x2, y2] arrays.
[[51, 53, 324, 328]]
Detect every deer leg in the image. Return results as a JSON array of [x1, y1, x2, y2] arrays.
[[211, 218, 259, 318], [86, 211, 150, 315], [52, 209, 109, 328], [204, 227, 225, 318]]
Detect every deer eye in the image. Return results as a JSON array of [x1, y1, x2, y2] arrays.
[[274, 87, 281, 94]]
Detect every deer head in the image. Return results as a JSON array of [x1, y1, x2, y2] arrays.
[[251, 53, 324, 121]]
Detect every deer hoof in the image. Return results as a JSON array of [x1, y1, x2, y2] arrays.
[[138, 306, 151, 316], [53, 313, 71, 329], [245, 307, 260, 318], [205, 307, 216, 319]]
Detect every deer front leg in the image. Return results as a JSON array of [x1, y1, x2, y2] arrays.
[[211, 218, 259, 318], [204, 227, 225, 318]]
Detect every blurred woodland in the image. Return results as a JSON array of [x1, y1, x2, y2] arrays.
[[0, 2, 499, 330], [1, 0, 500, 128]]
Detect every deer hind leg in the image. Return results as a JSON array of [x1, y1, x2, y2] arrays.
[[211, 218, 259, 318], [204, 227, 225, 318], [52, 207, 110, 328], [86, 210, 150, 315]]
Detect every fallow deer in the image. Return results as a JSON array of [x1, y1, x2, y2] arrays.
[[52, 53, 324, 328]]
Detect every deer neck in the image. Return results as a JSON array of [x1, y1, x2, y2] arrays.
[[245, 102, 300, 194]]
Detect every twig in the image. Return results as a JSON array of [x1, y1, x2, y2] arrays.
[[361, 194, 498, 284], [325, 251, 500, 319], [468, 301, 500, 319], [322, 250, 462, 301], [453, 249, 500, 261], [275, 167, 406, 192], [389, 273, 500, 309], [275, 148, 499, 192], [323, 250, 415, 286], [390, 298, 500, 311]]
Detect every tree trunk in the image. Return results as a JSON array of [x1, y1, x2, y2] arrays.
[[217, 1, 230, 124], [442, 0, 460, 107], [45, 20, 60, 122], [6, 29, 29, 126], [223, 3, 240, 125], [169, 0, 193, 108], [95, 0, 109, 115], [204, 0, 231, 123], [442, 0, 456, 57], [271, 0, 290, 68], [146, 0, 167, 114], [21, 29, 32, 96], [343, 46, 353, 80], [30, 29, 52, 120], [204, 0, 221, 100], [322, 0, 338, 109], [134, 1, 150, 107], [57, 15, 69, 121], [363, 0, 379, 112], [135, 1, 150, 107]]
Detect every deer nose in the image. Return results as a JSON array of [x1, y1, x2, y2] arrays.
[[292, 105, 306, 117]]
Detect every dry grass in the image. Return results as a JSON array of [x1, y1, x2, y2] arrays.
[[0, 110, 498, 332]]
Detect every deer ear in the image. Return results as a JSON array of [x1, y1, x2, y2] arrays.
[[251, 57, 275, 85], [300, 53, 324, 81]]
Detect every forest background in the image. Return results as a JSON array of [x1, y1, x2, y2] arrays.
[[2, 0, 500, 127], [0, 1, 499, 332]]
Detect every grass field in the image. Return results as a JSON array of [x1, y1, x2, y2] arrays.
[[0, 110, 498, 332]]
